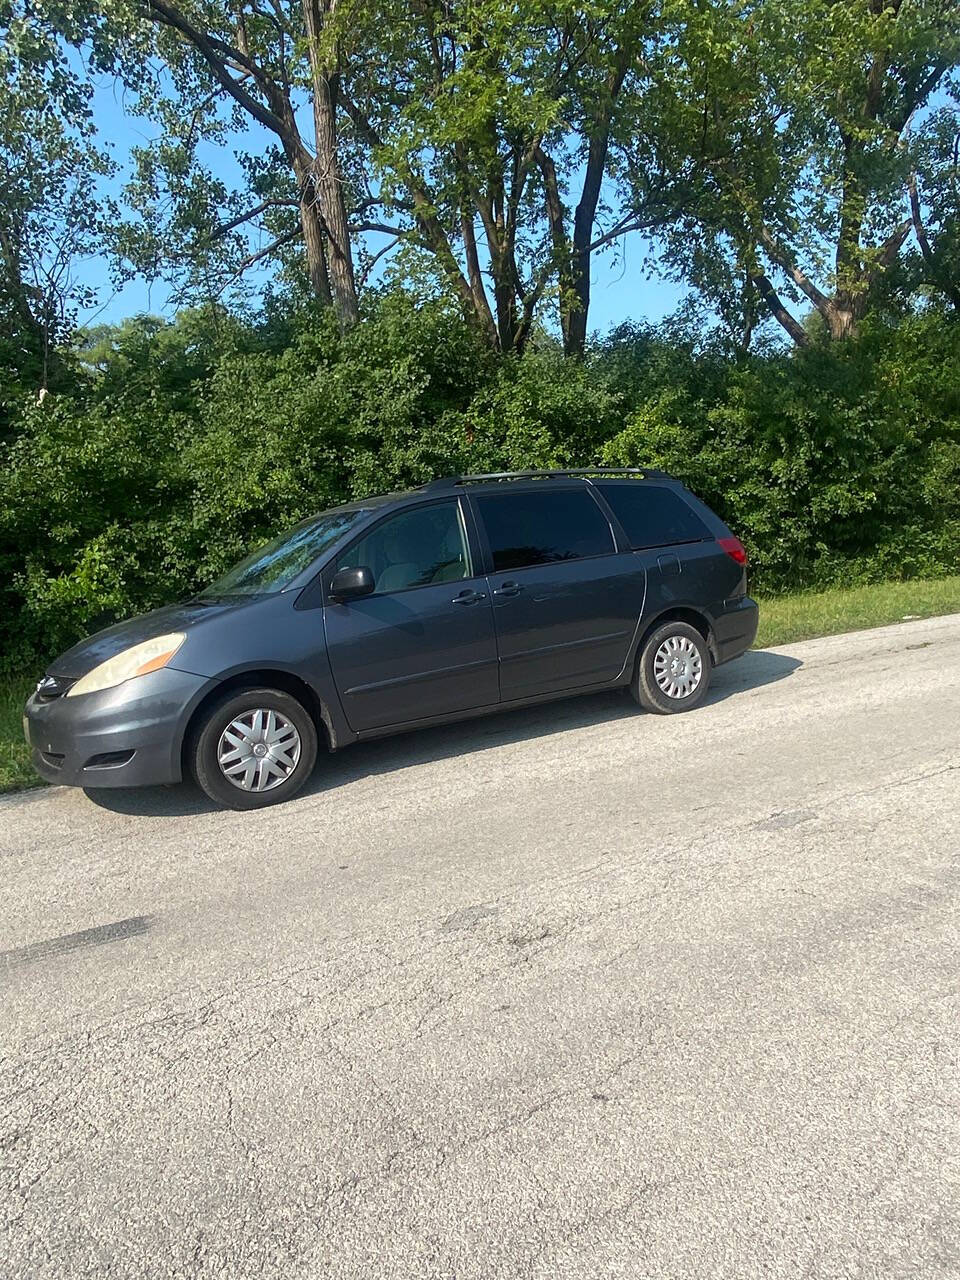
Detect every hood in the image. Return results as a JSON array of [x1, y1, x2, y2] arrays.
[[47, 597, 257, 678]]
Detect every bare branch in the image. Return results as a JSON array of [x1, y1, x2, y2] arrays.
[[357, 236, 401, 289], [216, 225, 303, 295], [514, 257, 556, 351], [146, 0, 292, 143], [350, 219, 414, 239], [758, 225, 832, 314], [752, 272, 810, 347], [891, 61, 949, 140], [208, 197, 299, 241], [874, 217, 913, 272], [587, 215, 662, 254], [338, 86, 386, 150], [908, 173, 933, 263]]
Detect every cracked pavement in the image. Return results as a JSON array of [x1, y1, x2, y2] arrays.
[[2, 614, 959, 1278]]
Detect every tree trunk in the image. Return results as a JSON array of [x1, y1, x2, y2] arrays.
[[755, 216, 909, 347], [564, 163, 605, 357], [562, 57, 629, 357], [487, 241, 517, 353], [534, 146, 573, 351], [303, 0, 359, 327], [460, 206, 498, 345], [564, 237, 593, 357], [296, 180, 333, 305], [825, 297, 858, 341]]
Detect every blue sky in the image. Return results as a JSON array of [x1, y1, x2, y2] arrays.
[[80, 78, 690, 336]]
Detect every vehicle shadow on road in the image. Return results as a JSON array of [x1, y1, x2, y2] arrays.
[[84, 648, 801, 819]]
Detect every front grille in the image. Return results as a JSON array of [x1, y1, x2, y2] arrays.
[[35, 675, 76, 701]]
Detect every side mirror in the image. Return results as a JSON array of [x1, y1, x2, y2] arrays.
[[330, 565, 376, 601]]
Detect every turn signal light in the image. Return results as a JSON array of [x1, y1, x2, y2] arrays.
[[718, 536, 748, 565]]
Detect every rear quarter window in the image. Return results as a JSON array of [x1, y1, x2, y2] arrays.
[[597, 483, 710, 549]]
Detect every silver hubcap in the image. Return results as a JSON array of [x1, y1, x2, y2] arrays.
[[217, 709, 302, 792], [653, 635, 703, 699]]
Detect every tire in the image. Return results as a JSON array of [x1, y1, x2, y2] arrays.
[[632, 621, 712, 715], [189, 686, 318, 810]]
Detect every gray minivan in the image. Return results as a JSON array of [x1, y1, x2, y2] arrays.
[[23, 470, 758, 809]]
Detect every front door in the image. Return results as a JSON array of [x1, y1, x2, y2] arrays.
[[323, 499, 499, 732], [471, 487, 646, 700]]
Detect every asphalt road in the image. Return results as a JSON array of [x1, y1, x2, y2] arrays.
[[3, 614, 959, 1279]]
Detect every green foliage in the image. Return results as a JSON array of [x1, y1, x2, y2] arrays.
[[602, 314, 960, 589], [634, 0, 960, 345], [0, 3, 115, 410], [1, 296, 959, 673], [908, 101, 960, 309]]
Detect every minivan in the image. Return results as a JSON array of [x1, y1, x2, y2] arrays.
[[23, 470, 758, 809]]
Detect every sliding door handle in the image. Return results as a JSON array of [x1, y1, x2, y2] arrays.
[[492, 581, 522, 598]]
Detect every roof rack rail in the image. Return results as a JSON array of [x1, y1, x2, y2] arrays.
[[423, 467, 664, 490]]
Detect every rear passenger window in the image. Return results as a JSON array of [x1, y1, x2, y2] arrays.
[[476, 490, 614, 572], [598, 484, 710, 549]]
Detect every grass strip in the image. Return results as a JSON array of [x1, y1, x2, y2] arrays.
[[0, 675, 42, 794], [755, 574, 960, 648]]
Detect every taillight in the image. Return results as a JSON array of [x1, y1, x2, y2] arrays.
[[718, 536, 747, 565]]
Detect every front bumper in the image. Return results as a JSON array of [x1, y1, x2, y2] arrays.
[[23, 666, 212, 788]]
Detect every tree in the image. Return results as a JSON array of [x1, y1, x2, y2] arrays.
[[335, 0, 671, 355], [32, 0, 958, 354], [0, 5, 113, 400], [633, 0, 960, 347], [144, 0, 360, 321], [909, 98, 960, 310], [52, 0, 363, 323], [53, 0, 677, 354]]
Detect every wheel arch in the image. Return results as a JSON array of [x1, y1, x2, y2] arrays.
[[633, 606, 718, 670], [179, 668, 337, 778]]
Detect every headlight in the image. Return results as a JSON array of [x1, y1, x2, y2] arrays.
[[66, 633, 186, 697]]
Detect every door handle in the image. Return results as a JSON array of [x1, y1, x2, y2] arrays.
[[492, 581, 522, 598], [452, 589, 486, 604]]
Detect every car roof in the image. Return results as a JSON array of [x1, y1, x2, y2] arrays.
[[313, 489, 415, 516], [420, 468, 671, 493], [315, 469, 676, 518]]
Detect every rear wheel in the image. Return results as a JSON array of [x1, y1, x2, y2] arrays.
[[632, 621, 711, 714], [190, 687, 318, 809]]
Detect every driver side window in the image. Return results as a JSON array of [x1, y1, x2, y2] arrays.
[[336, 502, 471, 594]]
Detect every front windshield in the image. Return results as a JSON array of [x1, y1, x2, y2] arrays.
[[201, 508, 372, 597]]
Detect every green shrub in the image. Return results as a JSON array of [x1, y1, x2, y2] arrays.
[[602, 315, 960, 591], [1, 294, 958, 673]]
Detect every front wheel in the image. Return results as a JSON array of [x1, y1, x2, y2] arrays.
[[632, 621, 711, 714], [189, 687, 318, 809]]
